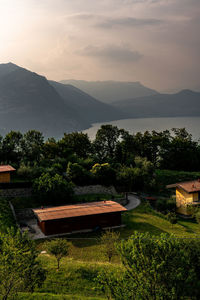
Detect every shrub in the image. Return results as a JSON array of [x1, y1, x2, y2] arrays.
[[33, 173, 74, 205], [156, 198, 176, 213], [196, 211, 200, 224], [166, 212, 177, 227]]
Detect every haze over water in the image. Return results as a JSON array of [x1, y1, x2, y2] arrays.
[[83, 117, 200, 141]]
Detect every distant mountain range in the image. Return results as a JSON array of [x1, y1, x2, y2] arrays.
[[0, 63, 127, 137], [0, 62, 200, 138], [112, 89, 200, 118], [49, 81, 127, 124], [60, 80, 158, 103]]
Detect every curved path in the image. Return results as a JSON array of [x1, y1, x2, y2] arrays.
[[125, 193, 141, 211]]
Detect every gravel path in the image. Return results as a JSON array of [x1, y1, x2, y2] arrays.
[[125, 193, 141, 211]]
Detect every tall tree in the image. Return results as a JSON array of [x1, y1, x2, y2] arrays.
[[1, 131, 23, 165], [59, 132, 91, 159], [0, 229, 45, 300], [21, 130, 44, 164], [93, 125, 124, 161]]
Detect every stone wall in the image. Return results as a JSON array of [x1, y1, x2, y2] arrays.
[[0, 188, 32, 198], [74, 185, 117, 195]]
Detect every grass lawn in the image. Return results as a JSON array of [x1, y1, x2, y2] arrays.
[[16, 293, 105, 299], [32, 257, 118, 299], [120, 202, 200, 238]]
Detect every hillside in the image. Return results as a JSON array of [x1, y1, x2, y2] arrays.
[[60, 80, 158, 103], [0, 63, 90, 137], [112, 89, 200, 118], [49, 81, 129, 123], [0, 63, 127, 138]]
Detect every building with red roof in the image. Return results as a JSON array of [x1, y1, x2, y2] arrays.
[[33, 200, 127, 235], [0, 165, 16, 183]]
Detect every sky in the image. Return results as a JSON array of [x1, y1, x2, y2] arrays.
[[0, 0, 200, 92]]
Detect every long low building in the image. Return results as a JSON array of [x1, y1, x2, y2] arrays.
[[33, 200, 127, 235]]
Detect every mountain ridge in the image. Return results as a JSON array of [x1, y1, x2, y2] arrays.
[[60, 79, 158, 103], [0, 63, 127, 137], [112, 89, 200, 118]]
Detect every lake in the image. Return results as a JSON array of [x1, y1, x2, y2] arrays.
[[83, 117, 200, 141]]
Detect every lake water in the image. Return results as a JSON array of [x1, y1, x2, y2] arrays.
[[83, 117, 200, 141]]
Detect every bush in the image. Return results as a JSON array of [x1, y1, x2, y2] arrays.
[[0, 198, 16, 232], [97, 232, 200, 299], [33, 173, 74, 205], [67, 162, 92, 185], [166, 212, 177, 226], [90, 163, 116, 186], [156, 198, 176, 213], [196, 211, 200, 224]]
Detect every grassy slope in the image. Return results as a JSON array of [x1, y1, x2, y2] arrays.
[[16, 293, 105, 299], [121, 202, 200, 238], [16, 200, 200, 299]]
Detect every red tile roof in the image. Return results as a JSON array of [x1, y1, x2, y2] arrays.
[[167, 179, 200, 193], [0, 165, 16, 173], [33, 201, 127, 222]]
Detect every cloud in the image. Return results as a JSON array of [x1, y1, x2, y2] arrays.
[[96, 17, 163, 28], [77, 45, 143, 64]]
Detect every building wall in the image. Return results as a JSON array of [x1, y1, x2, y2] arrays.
[[193, 192, 199, 202], [176, 188, 195, 215], [0, 172, 10, 183], [38, 212, 122, 235]]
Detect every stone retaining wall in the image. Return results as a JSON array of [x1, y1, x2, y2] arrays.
[[74, 185, 117, 195], [0, 188, 32, 198]]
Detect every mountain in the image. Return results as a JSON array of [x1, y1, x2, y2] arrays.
[[0, 63, 90, 137], [60, 80, 158, 103], [49, 81, 129, 124], [0, 63, 127, 138], [112, 90, 200, 118]]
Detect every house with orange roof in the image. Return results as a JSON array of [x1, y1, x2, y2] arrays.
[[0, 165, 16, 183], [167, 179, 200, 215], [33, 200, 127, 235]]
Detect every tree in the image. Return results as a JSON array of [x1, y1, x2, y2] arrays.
[[67, 162, 92, 185], [90, 163, 116, 186], [43, 137, 59, 159], [46, 239, 69, 270], [59, 132, 91, 159], [21, 130, 44, 164], [33, 173, 74, 204], [117, 156, 154, 191], [160, 128, 199, 171], [1, 131, 23, 165], [100, 230, 120, 262], [96, 232, 200, 299], [0, 229, 45, 300], [93, 125, 124, 161]]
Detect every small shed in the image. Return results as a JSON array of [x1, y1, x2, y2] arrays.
[[167, 179, 200, 215], [33, 201, 127, 235], [0, 165, 16, 183]]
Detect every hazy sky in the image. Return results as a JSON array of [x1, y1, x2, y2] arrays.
[[0, 0, 200, 91]]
